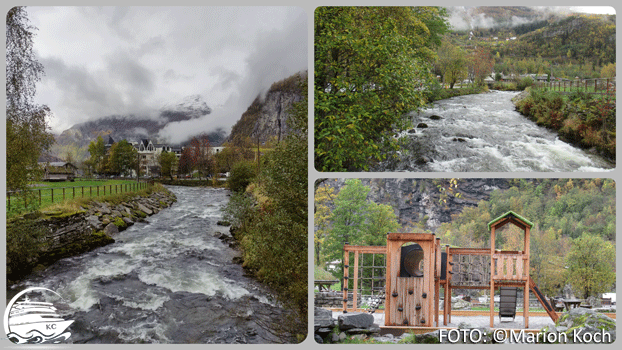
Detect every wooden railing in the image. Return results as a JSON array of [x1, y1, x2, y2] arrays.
[[492, 253, 528, 281]]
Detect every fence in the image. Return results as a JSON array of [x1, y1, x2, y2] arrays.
[[533, 77, 616, 97], [7, 181, 150, 210]]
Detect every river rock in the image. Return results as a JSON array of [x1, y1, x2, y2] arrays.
[[429, 115, 442, 120], [137, 203, 153, 215], [122, 217, 134, 226], [103, 223, 119, 236], [86, 215, 104, 230], [416, 123, 428, 128], [338, 312, 374, 330]]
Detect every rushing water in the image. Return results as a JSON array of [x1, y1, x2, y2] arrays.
[[7, 186, 287, 344], [377, 91, 614, 172]]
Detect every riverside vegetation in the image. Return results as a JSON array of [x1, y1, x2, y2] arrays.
[[222, 79, 308, 342], [514, 89, 615, 162]]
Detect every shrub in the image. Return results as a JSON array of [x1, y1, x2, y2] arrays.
[[517, 76, 534, 90], [227, 161, 257, 193]]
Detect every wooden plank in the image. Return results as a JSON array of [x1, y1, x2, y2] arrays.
[[516, 256, 523, 280], [387, 233, 435, 241], [344, 245, 386, 254], [450, 247, 491, 255]]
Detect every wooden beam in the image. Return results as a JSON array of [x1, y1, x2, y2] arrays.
[[344, 245, 386, 254]]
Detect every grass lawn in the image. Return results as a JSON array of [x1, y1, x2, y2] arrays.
[[7, 179, 146, 217]]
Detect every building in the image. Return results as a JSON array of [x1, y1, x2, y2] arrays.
[[40, 162, 78, 182]]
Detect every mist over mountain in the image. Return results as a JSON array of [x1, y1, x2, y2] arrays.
[[447, 6, 576, 31], [52, 94, 220, 161]]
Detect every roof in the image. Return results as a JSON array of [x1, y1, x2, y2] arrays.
[[487, 211, 534, 231], [45, 165, 74, 174]]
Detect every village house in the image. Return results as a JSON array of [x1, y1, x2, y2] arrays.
[[40, 161, 78, 182]]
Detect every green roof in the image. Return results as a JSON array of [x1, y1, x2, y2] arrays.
[[487, 211, 534, 231]]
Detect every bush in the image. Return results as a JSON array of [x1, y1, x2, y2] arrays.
[[6, 217, 48, 282], [227, 161, 257, 193], [517, 76, 534, 90]]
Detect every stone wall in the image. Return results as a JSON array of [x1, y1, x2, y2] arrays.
[[7, 187, 177, 283], [315, 291, 362, 309]]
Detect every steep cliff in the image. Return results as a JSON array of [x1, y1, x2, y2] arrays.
[[228, 71, 307, 144], [320, 178, 512, 232]]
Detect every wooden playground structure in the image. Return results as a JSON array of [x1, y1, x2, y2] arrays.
[[341, 211, 560, 330]]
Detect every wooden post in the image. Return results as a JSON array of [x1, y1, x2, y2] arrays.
[[490, 225, 496, 328], [39, 189, 42, 206], [51, 188, 54, 203], [73, 187, 75, 199], [62, 187, 65, 201], [353, 252, 359, 310], [343, 250, 350, 312], [524, 225, 531, 328]]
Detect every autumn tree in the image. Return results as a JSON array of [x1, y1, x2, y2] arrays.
[[158, 150, 178, 180], [436, 39, 469, 88], [86, 136, 106, 174], [188, 134, 213, 179], [314, 181, 336, 265], [469, 46, 494, 85], [178, 148, 194, 177], [566, 234, 615, 299], [600, 62, 615, 78], [6, 6, 54, 201]]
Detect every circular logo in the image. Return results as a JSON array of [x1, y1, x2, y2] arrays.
[[4, 287, 74, 344]]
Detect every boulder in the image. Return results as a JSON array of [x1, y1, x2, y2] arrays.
[[137, 203, 153, 215], [451, 297, 472, 310], [86, 215, 103, 230], [416, 123, 428, 128], [553, 308, 615, 343], [338, 312, 374, 330], [103, 222, 119, 236], [314, 307, 334, 331], [122, 217, 134, 226]]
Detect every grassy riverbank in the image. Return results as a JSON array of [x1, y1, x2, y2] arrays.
[[7, 179, 144, 218], [514, 89, 616, 162]]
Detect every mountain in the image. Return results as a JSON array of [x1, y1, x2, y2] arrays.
[[322, 178, 513, 232], [501, 14, 616, 65], [227, 71, 307, 144], [52, 95, 214, 162]]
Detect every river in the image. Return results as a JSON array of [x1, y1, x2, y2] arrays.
[[7, 186, 289, 344], [376, 91, 613, 172]]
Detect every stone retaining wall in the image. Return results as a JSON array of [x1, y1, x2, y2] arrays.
[[7, 187, 177, 283], [315, 291, 362, 308]]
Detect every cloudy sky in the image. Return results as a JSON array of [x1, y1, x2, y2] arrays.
[[27, 6, 307, 143]]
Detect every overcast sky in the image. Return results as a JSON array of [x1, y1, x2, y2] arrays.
[[27, 6, 307, 143]]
